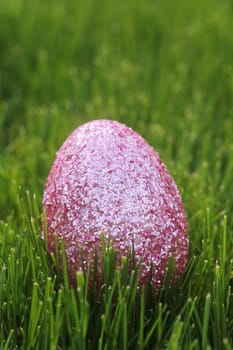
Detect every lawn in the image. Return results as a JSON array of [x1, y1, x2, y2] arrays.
[[0, 0, 233, 348]]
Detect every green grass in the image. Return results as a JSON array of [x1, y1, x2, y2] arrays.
[[0, 0, 233, 348]]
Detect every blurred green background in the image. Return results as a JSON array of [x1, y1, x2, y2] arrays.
[[0, 0, 233, 229]]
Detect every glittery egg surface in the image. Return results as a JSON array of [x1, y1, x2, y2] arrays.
[[42, 119, 189, 289]]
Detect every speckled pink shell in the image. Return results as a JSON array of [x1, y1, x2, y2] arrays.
[[42, 119, 189, 289]]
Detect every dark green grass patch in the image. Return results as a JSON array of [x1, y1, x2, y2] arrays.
[[0, 192, 232, 349]]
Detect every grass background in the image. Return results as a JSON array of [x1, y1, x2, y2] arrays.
[[0, 0, 233, 348]]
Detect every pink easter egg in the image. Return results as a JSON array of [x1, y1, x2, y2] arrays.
[[42, 119, 189, 289]]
